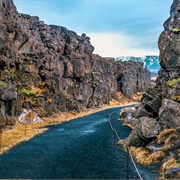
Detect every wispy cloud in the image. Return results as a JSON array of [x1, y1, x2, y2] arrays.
[[89, 33, 159, 57], [14, 0, 172, 57]]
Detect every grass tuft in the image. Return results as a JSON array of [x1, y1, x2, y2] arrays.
[[21, 88, 36, 96], [160, 158, 179, 175], [129, 146, 165, 166], [172, 96, 180, 103], [157, 129, 178, 144]]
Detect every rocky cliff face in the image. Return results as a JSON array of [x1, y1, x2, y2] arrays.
[[0, 0, 150, 126], [121, 0, 180, 178], [116, 55, 160, 75]]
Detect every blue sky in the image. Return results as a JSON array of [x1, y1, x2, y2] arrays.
[[14, 0, 172, 57]]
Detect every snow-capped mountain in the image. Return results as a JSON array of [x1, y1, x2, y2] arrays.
[[115, 56, 160, 75]]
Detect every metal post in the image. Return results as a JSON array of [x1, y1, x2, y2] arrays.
[[126, 147, 129, 179]]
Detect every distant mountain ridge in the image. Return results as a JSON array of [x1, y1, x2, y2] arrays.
[[116, 55, 160, 75]]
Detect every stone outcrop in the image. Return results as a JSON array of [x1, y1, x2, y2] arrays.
[[121, 0, 180, 178], [0, 0, 151, 126]]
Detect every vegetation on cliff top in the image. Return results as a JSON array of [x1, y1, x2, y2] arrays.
[[167, 77, 180, 88]]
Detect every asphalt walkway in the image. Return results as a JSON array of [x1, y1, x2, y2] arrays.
[[0, 106, 158, 179]]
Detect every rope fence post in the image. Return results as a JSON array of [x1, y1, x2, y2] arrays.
[[25, 123, 27, 138]]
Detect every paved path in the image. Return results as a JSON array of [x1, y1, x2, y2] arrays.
[[0, 106, 158, 179]]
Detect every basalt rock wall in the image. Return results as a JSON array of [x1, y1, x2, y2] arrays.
[[122, 0, 180, 162], [0, 0, 151, 125]]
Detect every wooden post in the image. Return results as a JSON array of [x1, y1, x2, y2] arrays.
[[126, 147, 129, 179], [25, 123, 27, 138], [0, 127, 2, 152], [114, 131, 116, 155]]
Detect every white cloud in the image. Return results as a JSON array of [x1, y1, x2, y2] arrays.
[[88, 33, 159, 58]]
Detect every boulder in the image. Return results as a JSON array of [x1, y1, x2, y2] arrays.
[[0, 82, 17, 101], [158, 99, 180, 129], [119, 108, 139, 128], [126, 117, 158, 147], [144, 96, 162, 118], [164, 167, 180, 179], [140, 117, 158, 139], [71, 59, 85, 78]]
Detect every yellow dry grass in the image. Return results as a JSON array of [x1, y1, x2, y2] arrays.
[[163, 133, 179, 150], [146, 151, 165, 164], [157, 128, 180, 150], [123, 123, 135, 129], [0, 99, 137, 155], [0, 123, 47, 154], [160, 158, 179, 175], [118, 140, 129, 152], [110, 92, 130, 106], [129, 146, 165, 166], [157, 129, 178, 144], [132, 92, 144, 102], [31, 85, 44, 97]]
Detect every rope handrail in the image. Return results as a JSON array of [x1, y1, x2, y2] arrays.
[[108, 112, 143, 180]]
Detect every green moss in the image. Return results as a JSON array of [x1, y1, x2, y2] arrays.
[[85, 74, 90, 78], [4, 69, 10, 73], [21, 88, 36, 96], [92, 81, 98, 87], [0, 81, 7, 87], [167, 78, 180, 88], [25, 19, 31, 23], [172, 28, 180, 33], [2, 69, 16, 77], [92, 72, 98, 75]]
